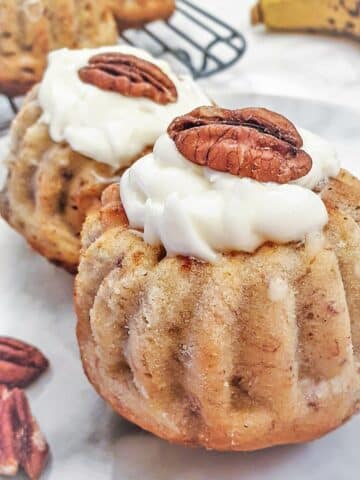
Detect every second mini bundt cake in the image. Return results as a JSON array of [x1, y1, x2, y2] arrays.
[[0, 0, 119, 97], [76, 106, 360, 450], [0, 45, 210, 272]]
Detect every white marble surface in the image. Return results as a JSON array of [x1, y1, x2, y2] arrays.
[[197, 0, 360, 111], [0, 93, 360, 479], [1, 2, 360, 478]]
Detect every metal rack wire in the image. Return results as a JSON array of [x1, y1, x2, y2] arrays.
[[122, 0, 246, 79], [0, 0, 246, 134]]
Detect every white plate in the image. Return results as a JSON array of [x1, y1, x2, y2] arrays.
[[1, 92, 359, 480]]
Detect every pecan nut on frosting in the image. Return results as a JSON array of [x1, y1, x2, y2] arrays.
[[168, 106, 313, 183], [79, 53, 178, 104]]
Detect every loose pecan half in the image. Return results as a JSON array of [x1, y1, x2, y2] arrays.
[[0, 387, 18, 476], [0, 337, 49, 388], [168, 106, 312, 183], [79, 53, 178, 104], [0, 386, 49, 479]]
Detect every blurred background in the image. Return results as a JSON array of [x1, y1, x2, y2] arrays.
[[200, 0, 360, 109], [1, 0, 359, 124]]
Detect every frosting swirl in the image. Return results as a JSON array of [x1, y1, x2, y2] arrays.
[[120, 128, 340, 262], [38, 45, 211, 169]]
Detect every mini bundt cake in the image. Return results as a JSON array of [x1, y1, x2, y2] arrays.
[[111, 0, 175, 30], [0, 45, 210, 272], [76, 107, 360, 450], [0, 0, 118, 97]]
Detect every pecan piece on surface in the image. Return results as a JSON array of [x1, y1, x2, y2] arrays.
[[79, 53, 178, 104], [0, 337, 49, 388], [168, 106, 312, 183], [0, 387, 18, 476], [0, 386, 49, 479]]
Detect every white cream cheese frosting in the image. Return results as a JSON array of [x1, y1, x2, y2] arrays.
[[38, 45, 211, 169], [120, 128, 340, 262]]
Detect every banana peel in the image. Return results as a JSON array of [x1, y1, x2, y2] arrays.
[[251, 0, 360, 39]]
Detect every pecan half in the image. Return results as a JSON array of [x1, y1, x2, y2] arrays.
[[168, 106, 312, 183], [79, 53, 178, 104], [0, 387, 18, 476], [0, 337, 49, 388], [0, 386, 49, 479]]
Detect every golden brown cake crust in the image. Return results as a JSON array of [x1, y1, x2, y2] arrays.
[[0, 0, 118, 97], [0, 87, 151, 273], [111, 0, 175, 30], [75, 173, 360, 450]]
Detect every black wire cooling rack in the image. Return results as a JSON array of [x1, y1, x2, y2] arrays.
[[122, 0, 246, 79], [0, 0, 246, 134]]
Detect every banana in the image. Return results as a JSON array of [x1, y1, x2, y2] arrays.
[[251, 0, 360, 39]]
